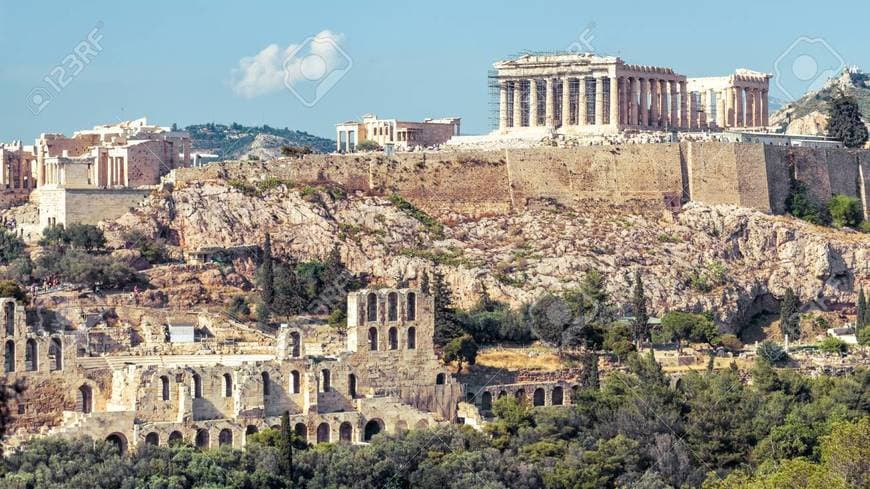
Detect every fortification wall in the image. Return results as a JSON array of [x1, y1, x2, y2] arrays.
[[172, 144, 870, 219]]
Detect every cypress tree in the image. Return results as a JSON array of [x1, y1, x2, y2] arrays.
[[827, 91, 868, 148], [780, 287, 800, 341], [632, 271, 649, 346], [432, 269, 461, 346], [857, 288, 867, 330], [260, 233, 275, 306]]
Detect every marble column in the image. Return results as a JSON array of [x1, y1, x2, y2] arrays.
[[716, 91, 726, 128], [545, 79, 555, 127], [562, 77, 572, 126], [761, 90, 769, 126], [595, 76, 605, 125], [754, 89, 763, 128], [629, 77, 639, 126], [529, 79, 539, 127], [699, 91, 708, 128], [649, 78, 659, 128], [726, 88, 736, 128], [513, 80, 523, 128], [577, 77, 588, 125], [659, 80, 669, 128], [670, 82, 679, 130], [679, 81, 688, 129], [610, 76, 620, 128], [706, 89, 716, 126], [745, 89, 755, 127], [499, 80, 508, 130], [735, 87, 744, 127], [640, 78, 649, 127], [689, 93, 698, 130], [620, 78, 629, 125]]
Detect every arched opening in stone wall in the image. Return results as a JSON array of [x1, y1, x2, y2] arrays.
[[339, 422, 353, 442], [366, 293, 377, 322], [387, 292, 398, 321], [4, 340, 14, 373], [348, 373, 357, 398], [552, 386, 564, 405], [105, 433, 127, 455], [498, 390, 507, 399], [79, 384, 93, 414], [368, 327, 378, 351], [49, 338, 62, 371], [24, 339, 37, 371], [159, 375, 170, 401], [533, 388, 545, 406], [321, 369, 331, 392], [407, 327, 416, 349], [515, 389, 526, 403], [363, 419, 384, 441], [195, 429, 209, 448], [294, 423, 307, 441], [4, 302, 14, 335], [168, 431, 183, 445], [395, 420, 408, 433], [262, 371, 270, 397], [193, 374, 202, 398], [246, 425, 258, 436], [291, 370, 301, 394], [219, 429, 233, 447], [223, 373, 233, 397], [481, 391, 492, 412], [388, 327, 398, 350], [316, 423, 330, 443], [406, 293, 416, 321], [144, 432, 159, 446], [435, 373, 445, 385], [289, 332, 301, 358]]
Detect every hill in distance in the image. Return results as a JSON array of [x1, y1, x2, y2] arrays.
[[770, 67, 870, 136], [185, 122, 335, 159]]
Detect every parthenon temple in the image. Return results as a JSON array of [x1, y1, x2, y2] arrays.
[[493, 53, 770, 134]]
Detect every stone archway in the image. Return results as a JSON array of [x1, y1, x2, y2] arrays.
[[195, 428, 210, 448], [339, 422, 353, 443], [316, 422, 330, 443], [106, 433, 128, 455], [364, 418, 384, 441]]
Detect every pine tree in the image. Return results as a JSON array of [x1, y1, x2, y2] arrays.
[[432, 269, 461, 346], [827, 91, 868, 148], [632, 271, 650, 346], [260, 233, 275, 306], [780, 287, 801, 341], [857, 288, 867, 330]]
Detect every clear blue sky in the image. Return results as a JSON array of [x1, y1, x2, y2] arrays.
[[1, 0, 866, 142]]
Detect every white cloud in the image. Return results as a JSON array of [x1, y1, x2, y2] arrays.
[[230, 30, 347, 98]]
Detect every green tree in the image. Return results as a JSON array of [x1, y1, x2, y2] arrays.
[[632, 271, 650, 346], [65, 223, 106, 250], [529, 294, 571, 349], [780, 288, 801, 341], [443, 334, 478, 372], [757, 340, 788, 365], [659, 311, 716, 353], [0, 230, 25, 264], [226, 295, 250, 319], [827, 91, 868, 148], [821, 417, 870, 488], [256, 301, 270, 328], [857, 288, 867, 330], [817, 336, 848, 355], [828, 194, 864, 228], [39, 225, 68, 247]]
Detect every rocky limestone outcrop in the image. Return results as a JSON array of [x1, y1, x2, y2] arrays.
[[103, 178, 870, 332]]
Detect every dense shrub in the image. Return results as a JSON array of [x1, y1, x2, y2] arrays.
[[828, 194, 864, 228], [0, 229, 25, 264]]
